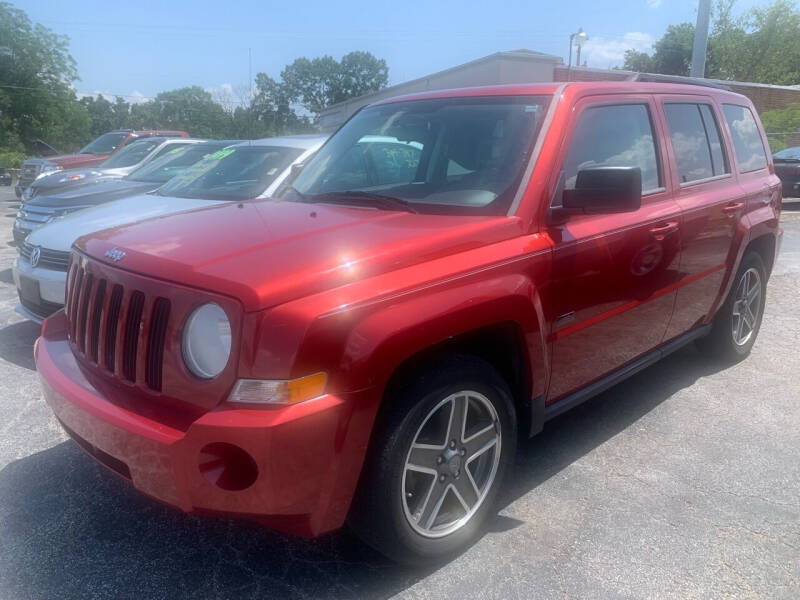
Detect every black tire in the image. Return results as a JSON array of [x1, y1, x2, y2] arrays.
[[697, 251, 767, 361], [349, 355, 517, 566]]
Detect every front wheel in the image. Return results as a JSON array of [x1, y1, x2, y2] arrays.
[[349, 356, 516, 565], [697, 251, 767, 361]]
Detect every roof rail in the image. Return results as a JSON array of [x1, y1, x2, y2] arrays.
[[632, 72, 732, 91]]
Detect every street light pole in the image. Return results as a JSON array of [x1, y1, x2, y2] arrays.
[[690, 0, 712, 77], [567, 28, 588, 81]]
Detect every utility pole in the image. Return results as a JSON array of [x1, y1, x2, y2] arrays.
[[690, 0, 712, 78]]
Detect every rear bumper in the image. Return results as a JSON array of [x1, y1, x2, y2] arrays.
[[36, 312, 378, 537]]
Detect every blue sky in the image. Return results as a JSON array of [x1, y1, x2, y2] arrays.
[[16, 0, 765, 105]]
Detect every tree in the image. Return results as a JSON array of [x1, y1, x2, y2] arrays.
[[129, 87, 229, 138], [622, 0, 800, 85], [623, 23, 695, 76], [280, 51, 388, 118], [0, 1, 91, 153]]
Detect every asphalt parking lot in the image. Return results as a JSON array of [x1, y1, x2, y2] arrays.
[[0, 185, 798, 600]]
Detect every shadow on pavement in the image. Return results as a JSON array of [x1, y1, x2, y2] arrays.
[[0, 268, 13, 284], [0, 319, 40, 371], [0, 343, 728, 600]]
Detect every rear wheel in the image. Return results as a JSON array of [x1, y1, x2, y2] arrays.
[[349, 355, 516, 565], [697, 251, 766, 361]]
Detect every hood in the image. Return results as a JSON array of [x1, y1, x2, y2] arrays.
[[25, 178, 155, 209], [29, 168, 121, 194], [28, 193, 230, 253], [78, 200, 523, 312], [25, 154, 108, 169]]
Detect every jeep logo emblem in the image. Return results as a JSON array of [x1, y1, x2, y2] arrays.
[[104, 247, 126, 262], [29, 246, 41, 268]]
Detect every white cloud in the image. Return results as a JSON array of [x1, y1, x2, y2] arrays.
[[581, 32, 654, 68], [647, 0, 662, 8]]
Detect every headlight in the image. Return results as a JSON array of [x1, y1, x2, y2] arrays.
[[182, 303, 232, 379]]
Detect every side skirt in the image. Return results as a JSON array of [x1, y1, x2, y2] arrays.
[[530, 324, 711, 431]]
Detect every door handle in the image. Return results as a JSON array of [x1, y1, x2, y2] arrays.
[[649, 221, 679, 241], [723, 202, 744, 216]]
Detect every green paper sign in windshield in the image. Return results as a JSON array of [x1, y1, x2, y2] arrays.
[[208, 148, 235, 160]]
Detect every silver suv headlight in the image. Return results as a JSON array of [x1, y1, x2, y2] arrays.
[[182, 303, 232, 379]]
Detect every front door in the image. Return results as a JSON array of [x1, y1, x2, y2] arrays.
[[546, 97, 682, 402]]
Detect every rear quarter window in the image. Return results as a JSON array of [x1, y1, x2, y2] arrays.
[[722, 104, 768, 173]]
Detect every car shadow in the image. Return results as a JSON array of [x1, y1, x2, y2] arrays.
[[0, 343, 728, 599], [0, 319, 40, 371], [0, 268, 13, 284]]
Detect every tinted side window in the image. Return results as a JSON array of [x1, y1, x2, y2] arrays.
[[564, 104, 661, 193], [722, 104, 767, 172], [699, 105, 728, 176], [664, 103, 729, 183]]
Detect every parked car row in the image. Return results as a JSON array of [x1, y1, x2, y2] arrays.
[[14, 129, 189, 198], [16, 81, 783, 565], [13, 135, 326, 321]]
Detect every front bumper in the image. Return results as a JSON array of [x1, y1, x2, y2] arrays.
[[37, 312, 377, 537], [13, 257, 66, 322]]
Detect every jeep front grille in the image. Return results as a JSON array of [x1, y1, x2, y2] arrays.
[[66, 257, 171, 392]]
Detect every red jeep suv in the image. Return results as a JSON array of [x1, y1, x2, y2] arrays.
[[35, 82, 781, 564]]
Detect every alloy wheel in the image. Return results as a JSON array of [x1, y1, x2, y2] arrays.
[[731, 267, 762, 346], [402, 391, 501, 538]]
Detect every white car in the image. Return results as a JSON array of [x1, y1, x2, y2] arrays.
[[14, 134, 327, 322]]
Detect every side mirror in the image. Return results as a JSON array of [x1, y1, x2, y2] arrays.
[[561, 166, 642, 214]]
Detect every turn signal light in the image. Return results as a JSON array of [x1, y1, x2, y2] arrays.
[[227, 372, 327, 405]]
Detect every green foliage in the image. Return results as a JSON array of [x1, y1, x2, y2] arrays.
[[0, 1, 91, 153], [622, 0, 800, 85], [760, 103, 800, 151], [0, 151, 26, 169], [280, 51, 388, 116]]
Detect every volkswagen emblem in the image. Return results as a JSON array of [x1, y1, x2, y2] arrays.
[[104, 247, 126, 262], [29, 246, 41, 268]]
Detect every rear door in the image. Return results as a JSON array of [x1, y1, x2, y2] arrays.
[[545, 96, 682, 401], [657, 96, 742, 340]]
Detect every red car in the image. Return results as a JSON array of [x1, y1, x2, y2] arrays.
[[15, 129, 189, 198], [36, 82, 781, 564]]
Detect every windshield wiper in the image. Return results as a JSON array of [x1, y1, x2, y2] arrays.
[[299, 190, 419, 214]]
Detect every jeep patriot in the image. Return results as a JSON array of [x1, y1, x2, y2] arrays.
[[35, 82, 782, 564]]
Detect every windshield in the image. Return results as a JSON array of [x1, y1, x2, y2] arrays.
[[79, 132, 128, 155], [127, 143, 227, 184], [157, 145, 303, 200], [284, 95, 551, 215], [774, 146, 800, 160], [100, 138, 164, 168]]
